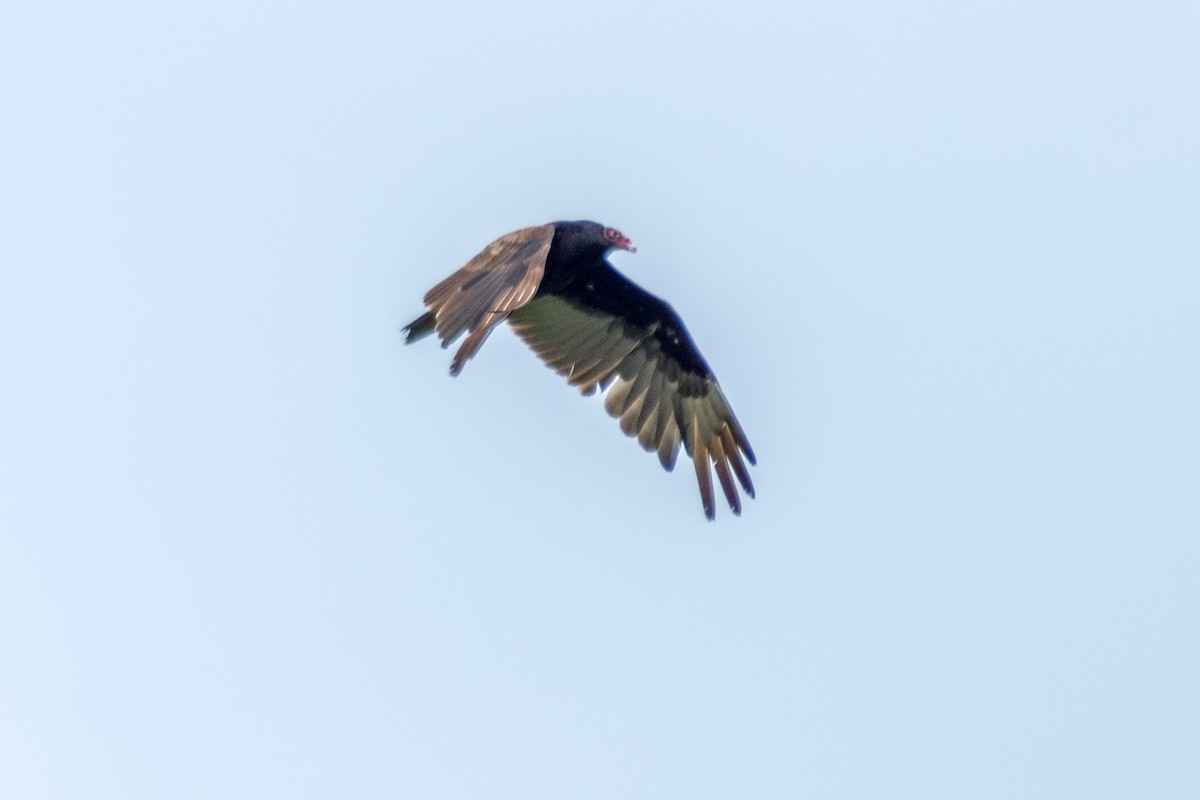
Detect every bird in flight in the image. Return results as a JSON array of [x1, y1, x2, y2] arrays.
[[402, 221, 755, 519]]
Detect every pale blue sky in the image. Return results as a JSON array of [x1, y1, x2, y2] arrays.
[[2, 1, 1198, 798]]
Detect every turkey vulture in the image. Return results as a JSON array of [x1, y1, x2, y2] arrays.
[[402, 221, 755, 519]]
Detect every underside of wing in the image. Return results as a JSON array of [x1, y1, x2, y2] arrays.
[[421, 225, 554, 375], [507, 294, 756, 519]]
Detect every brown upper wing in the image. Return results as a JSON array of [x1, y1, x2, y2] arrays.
[[422, 225, 554, 375], [507, 294, 755, 520]]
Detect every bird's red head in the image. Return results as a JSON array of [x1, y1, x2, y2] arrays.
[[603, 226, 637, 253]]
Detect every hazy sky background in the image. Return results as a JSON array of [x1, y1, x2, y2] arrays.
[[2, 1, 1197, 797]]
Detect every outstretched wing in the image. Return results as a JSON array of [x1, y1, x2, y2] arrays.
[[418, 225, 554, 375], [506, 271, 755, 520]]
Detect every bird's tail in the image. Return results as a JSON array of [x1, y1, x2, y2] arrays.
[[402, 311, 436, 344]]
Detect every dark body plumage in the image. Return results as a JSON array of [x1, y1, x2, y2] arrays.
[[403, 220, 755, 519], [539, 225, 713, 378]]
